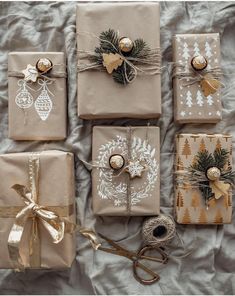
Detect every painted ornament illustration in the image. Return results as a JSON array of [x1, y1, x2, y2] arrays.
[[15, 79, 34, 109], [97, 135, 159, 207], [34, 79, 53, 121]]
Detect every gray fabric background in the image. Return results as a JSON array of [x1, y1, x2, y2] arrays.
[[0, 1, 235, 294]]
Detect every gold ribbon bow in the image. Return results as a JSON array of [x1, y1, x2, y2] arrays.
[[7, 153, 75, 270]]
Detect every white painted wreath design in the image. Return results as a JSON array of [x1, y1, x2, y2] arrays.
[[97, 135, 159, 207]]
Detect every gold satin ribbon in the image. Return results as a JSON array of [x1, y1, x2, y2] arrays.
[[6, 152, 75, 270]]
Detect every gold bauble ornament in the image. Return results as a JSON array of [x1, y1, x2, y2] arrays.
[[36, 58, 53, 73], [109, 154, 125, 170], [119, 37, 134, 53], [191, 55, 208, 71], [206, 167, 221, 181]]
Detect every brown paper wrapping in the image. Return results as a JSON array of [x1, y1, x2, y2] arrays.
[[0, 150, 76, 269], [76, 2, 161, 119], [175, 134, 233, 224], [172, 33, 222, 123], [92, 126, 160, 216], [8, 52, 67, 140]]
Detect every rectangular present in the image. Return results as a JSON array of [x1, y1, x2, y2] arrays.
[[92, 126, 160, 216], [76, 2, 161, 119], [172, 33, 222, 123], [0, 150, 76, 269], [175, 134, 233, 224], [8, 52, 67, 140]]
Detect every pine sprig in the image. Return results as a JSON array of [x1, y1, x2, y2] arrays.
[[131, 39, 151, 58], [88, 29, 152, 85], [189, 148, 235, 205]]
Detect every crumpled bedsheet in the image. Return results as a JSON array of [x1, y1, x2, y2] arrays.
[[0, 1, 235, 295]]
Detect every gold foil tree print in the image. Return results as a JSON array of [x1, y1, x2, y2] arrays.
[[198, 208, 207, 224], [199, 139, 206, 152], [191, 192, 200, 209], [216, 138, 222, 150], [214, 209, 223, 224], [182, 139, 191, 159], [176, 191, 184, 208], [176, 156, 184, 170], [182, 208, 191, 224]]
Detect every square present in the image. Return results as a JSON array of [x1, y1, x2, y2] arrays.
[[76, 2, 161, 119], [175, 134, 233, 224], [172, 33, 222, 123], [8, 52, 67, 140], [92, 126, 160, 216], [0, 151, 76, 269]]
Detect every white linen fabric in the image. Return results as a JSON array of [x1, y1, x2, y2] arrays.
[[0, 1, 235, 294]]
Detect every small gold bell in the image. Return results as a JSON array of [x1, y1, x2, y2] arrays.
[[191, 55, 208, 71], [36, 58, 53, 73], [109, 154, 125, 170], [119, 37, 134, 53], [206, 167, 221, 181]]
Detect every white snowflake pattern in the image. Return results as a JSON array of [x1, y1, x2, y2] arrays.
[[180, 111, 186, 117]]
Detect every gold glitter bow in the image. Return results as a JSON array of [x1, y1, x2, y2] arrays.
[[7, 153, 75, 270]]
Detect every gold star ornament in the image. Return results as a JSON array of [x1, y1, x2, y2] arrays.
[[125, 160, 145, 179]]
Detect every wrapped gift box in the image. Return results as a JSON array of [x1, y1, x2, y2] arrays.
[[172, 33, 222, 123], [92, 126, 160, 216], [76, 2, 161, 119], [0, 151, 76, 269], [175, 134, 233, 224], [8, 52, 67, 140]]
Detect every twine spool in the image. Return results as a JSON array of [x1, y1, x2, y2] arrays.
[[142, 215, 176, 247]]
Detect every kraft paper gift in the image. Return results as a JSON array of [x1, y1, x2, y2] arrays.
[[76, 2, 161, 119], [8, 52, 67, 140], [172, 33, 222, 123], [0, 151, 76, 269], [175, 134, 233, 224], [92, 126, 160, 216]]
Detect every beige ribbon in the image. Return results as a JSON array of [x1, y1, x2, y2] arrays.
[[6, 153, 75, 270]]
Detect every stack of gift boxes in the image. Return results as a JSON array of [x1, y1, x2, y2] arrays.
[[0, 2, 233, 271]]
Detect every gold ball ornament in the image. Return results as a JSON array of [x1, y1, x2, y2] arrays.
[[206, 167, 221, 181], [36, 58, 53, 73], [119, 37, 134, 53], [191, 55, 208, 71], [109, 154, 125, 170]]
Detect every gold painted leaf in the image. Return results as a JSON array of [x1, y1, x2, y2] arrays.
[[102, 53, 123, 74]]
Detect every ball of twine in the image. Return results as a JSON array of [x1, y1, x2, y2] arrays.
[[142, 215, 176, 247]]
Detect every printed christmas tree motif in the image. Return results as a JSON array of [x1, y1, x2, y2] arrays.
[[193, 42, 200, 56], [208, 198, 216, 208], [223, 135, 231, 142], [185, 91, 193, 107], [205, 41, 212, 58], [230, 144, 233, 156], [182, 42, 190, 60], [215, 138, 222, 151], [207, 135, 215, 142], [176, 191, 184, 208], [227, 195, 232, 207], [191, 192, 200, 209], [198, 208, 208, 224], [190, 135, 200, 142], [214, 209, 223, 224], [223, 195, 230, 210], [196, 90, 204, 107], [182, 138, 191, 159], [192, 155, 198, 166], [199, 139, 206, 152], [207, 95, 214, 106], [182, 208, 191, 224], [176, 156, 184, 171]]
